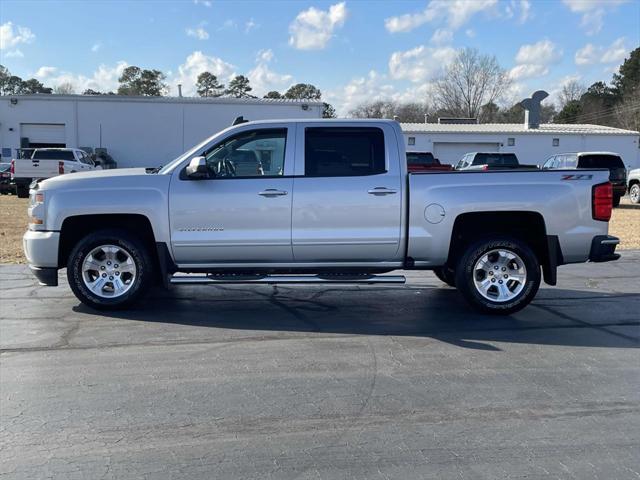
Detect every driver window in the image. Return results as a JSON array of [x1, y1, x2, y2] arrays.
[[204, 128, 286, 178]]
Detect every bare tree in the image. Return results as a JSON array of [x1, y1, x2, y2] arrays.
[[432, 48, 511, 120], [558, 80, 586, 109], [54, 82, 76, 95], [349, 100, 430, 122]]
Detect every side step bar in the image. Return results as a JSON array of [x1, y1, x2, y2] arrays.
[[170, 274, 406, 285]]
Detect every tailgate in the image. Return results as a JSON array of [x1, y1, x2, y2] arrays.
[[13, 159, 59, 179]]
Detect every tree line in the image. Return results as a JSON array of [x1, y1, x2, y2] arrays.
[[350, 47, 639, 132], [1, 46, 637, 128], [0, 64, 336, 118]]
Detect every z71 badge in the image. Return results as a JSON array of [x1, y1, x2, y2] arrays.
[[561, 174, 593, 181]]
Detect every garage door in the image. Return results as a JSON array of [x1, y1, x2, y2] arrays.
[[433, 142, 500, 166], [21, 124, 66, 148]]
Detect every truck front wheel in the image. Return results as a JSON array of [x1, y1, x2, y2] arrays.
[[433, 267, 456, 287], [455, 237, 540, 315], [67, 229, 154, 310], [16, 184, 29, 198]]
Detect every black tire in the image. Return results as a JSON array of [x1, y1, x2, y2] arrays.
[[67, 229, 154, 310], [433, 266, 456, 287], [612, 194, 621, 208], [455, 237, 541, 315], [16, 184, 29, 198], [630, 184, 640, 204]]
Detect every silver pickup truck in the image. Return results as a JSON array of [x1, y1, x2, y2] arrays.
[[23, 119, 620, 315]]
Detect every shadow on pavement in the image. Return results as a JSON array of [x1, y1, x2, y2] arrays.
[[73, 284, 640, 351]]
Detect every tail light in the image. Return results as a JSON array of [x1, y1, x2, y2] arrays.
[[58, 161, 64, 174], [10, 159, 15, 175], [592, 182, 613, 221]]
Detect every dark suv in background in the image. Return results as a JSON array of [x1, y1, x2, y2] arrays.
[[542, 152, 627, 207]]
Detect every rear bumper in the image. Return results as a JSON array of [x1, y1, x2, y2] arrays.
[[589, 235, 620, 263]]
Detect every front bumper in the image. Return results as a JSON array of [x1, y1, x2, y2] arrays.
[[589, 235, 620, 263], [23, 230, 60, 286]]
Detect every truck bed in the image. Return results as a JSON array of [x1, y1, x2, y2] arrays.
[[406, 169, 611, 266]]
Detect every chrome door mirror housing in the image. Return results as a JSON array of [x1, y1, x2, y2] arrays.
[[185, 156, 209, 179]]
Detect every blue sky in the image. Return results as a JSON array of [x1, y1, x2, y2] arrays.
[[1, 0, 638, 114]]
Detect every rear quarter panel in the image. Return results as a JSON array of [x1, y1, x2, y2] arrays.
[[408, 170, 611, 265]]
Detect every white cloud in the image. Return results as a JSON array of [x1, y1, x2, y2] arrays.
[[5, 49, 23, 58], [171, 51, 236, 96], [0, 22, 35, 50], [35, 66, 58, 77], [245, 18, 258, 33], [186, 26, 209, 40], [33, 61, 129, 93], [91, 43, 101, 53], [465, 28, 475, 38], [575, 37, 628, 65], [505, 0, 532, 23], [562, 0, 627, 35], [193, 0, 212, 6], [547, 73, 583, 106], [256, 49, 274, 63], [385, 0, 498, 33], [389, 45, 457, 82], [510, 39, 562, 79], [289, 2, 347, 50], [430, 28, 453, 44]]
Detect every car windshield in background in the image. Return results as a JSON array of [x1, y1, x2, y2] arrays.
[[0, 163, 10, 172], [474, 153, 519, 166], [32, 150, 75, 160], [407, 153, 436, 165], [578, 155, 625, 169]]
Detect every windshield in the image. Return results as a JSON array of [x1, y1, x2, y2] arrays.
[[473, 153, 519, 166], [158, 126, 235, 175], [407, 153, 437, 165], [0, 163, 10, 172], [578, 155, 624, 169], [32, 150, 75, 160]]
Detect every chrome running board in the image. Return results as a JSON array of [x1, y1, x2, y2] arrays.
[[170, 273, 406, 285]]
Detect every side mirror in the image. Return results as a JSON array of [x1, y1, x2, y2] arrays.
[[186, 156, 209, 179]]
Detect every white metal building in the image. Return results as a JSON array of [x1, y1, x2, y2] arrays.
[[402, 122, 640, 170], [0, 95, 323, 168]]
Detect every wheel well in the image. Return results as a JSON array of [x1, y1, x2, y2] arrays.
[[447, 211, 549, 268], [58, 214, 157, 269], [630, 179, 639, 187]]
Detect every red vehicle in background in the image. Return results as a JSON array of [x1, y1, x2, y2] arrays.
[[406, 152, 453, 173]]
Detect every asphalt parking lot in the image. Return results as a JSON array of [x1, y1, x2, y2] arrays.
[[1, 254, 639, 479]]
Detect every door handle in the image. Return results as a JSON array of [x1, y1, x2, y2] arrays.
[[258, 189, 288, 197], [367, 187, 397, 195]]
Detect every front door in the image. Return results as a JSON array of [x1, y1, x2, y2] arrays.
[[292, 125, 403, 262], [169, 127, 294, 265]]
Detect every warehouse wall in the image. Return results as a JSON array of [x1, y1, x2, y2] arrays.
[[0, 97, 323, 167], [405, 131, 640, 169]]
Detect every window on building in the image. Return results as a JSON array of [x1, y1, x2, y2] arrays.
[[408, 136, 416, 146], [552, 138, 560, 147], [304, 127, 386, 177], [507, 138, 515, 146]]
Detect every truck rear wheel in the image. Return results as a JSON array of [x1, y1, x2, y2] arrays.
[[455, 237, 540, 315], [612, 194, 622, 208], [629, 184, 639, 204], [67, 229, 153, 310]]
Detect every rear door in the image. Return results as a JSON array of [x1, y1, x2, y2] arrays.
[[291, 125, 402, 262]]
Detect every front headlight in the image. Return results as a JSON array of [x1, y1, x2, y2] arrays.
[[28, 191, 46, 230]]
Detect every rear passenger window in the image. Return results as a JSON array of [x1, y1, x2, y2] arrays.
[[304, 127, 385, 177]]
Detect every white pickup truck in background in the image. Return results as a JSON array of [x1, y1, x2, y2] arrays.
[[11, 148, 100, 198]]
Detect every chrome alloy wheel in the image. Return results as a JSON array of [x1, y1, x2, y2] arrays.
[[81, 245, 137, 298], [631, 184, 640, 204], [472, 249, 527, 303]]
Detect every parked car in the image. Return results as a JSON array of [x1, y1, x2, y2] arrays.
[[628, 168, 640, 204], [455, 152, 538, 171], [11, 148, 101, 198], [23, 119, 619, 315], [406, 152, 453, 172], [541, 152, 627, 207], [0, 162, 14, 194]]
